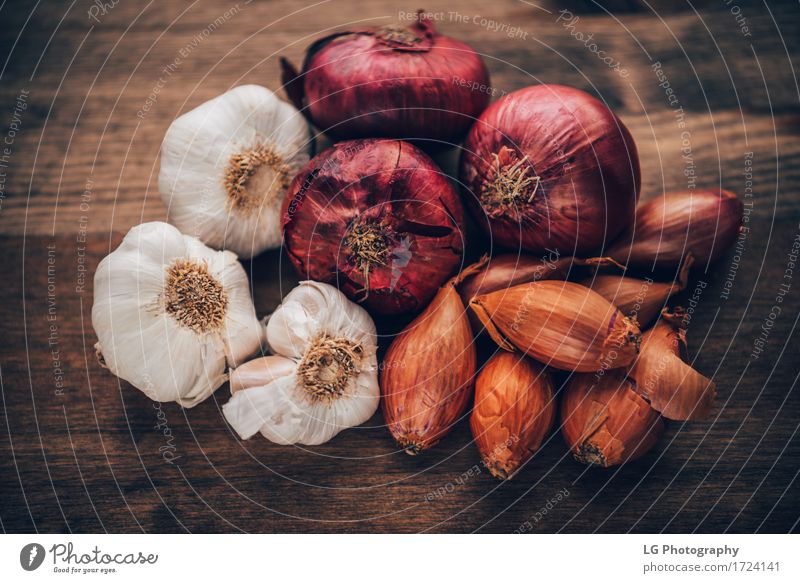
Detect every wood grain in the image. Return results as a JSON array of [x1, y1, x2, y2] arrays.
[[1, 0, 799, 533]]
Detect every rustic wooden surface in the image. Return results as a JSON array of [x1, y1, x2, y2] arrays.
[[1, 0, 799, 533]]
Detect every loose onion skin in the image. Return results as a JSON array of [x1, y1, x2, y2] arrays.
[[607, 189, 743, 269], [281, 13, 490, 143], [281, 139, 465, 315], [459, 85, 640, 255], [628, 307, 716, 421]]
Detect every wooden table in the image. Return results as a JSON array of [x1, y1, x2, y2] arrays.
[[1, 0, 798, 533]]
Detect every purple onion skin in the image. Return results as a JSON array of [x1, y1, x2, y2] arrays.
[[281, 139, 465, 316], [459, 85, 641, 256], [281, 16, 490, 144]]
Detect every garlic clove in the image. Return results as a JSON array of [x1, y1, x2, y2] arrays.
[[224, 370, 307, 442], [204, 247, 268, 367], [224, 281, 380, 445], [159, 85, 311, 258], [264, 297, 317, 360], [224, 357, 380, 445], [230, 355, 296, 393], [266, 280, 377, 360], [628, 308, 716, 420]]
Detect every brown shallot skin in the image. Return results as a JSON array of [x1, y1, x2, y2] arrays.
[[459, 84, 640, 255], [459, 252, 571, 305], [470, 353, 555, 479], [459, 253, 623, 333], [281, 139, 464, 315], [459, 253, 623, 307], [607, 189, 743, 269], [628, 308, 716, 421], [469, 280, 641, 373], [560, 369, 664, 468], [280, 14, 490, 142], [381, 271, 478, 454], [581, 254, 694, 327], [459, 252, 569, 334]]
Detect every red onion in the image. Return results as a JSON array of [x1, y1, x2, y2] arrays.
[[459, 84, 640, 255], [607, 189, 744, 269], [281, 139, 465, 315], [280, 12, 490, 143]]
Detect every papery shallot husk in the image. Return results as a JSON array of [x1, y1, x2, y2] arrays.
[[469, 281, 641, 373], [459, 253, 623, 333], [459, 84, 640, 255], [458, 253, 623, 308], [581, 254, 694, 327], [607, 189, 743, 269], [381, 262, 484, 454], [281, 12, 490, 143], [560, 369, 664, 467], [627, 307, 716, 421], [470, 353, 555, 479]]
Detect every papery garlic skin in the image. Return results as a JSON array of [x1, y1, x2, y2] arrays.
[[223, 281, 379, 445], [92, 222, 265, 408], [159, 85, 311, 258]]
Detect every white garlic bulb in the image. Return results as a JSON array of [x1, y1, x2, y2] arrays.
[[159, 84, 311, 258], [92, 222, 265, 408], [223, 281, 379, 445]]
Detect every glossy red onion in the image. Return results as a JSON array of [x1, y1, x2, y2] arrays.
[[459, 84, 640, 255], [280, 12, 490, 143], [281, 139, 465, 315], [607, 189, 744, 269]]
